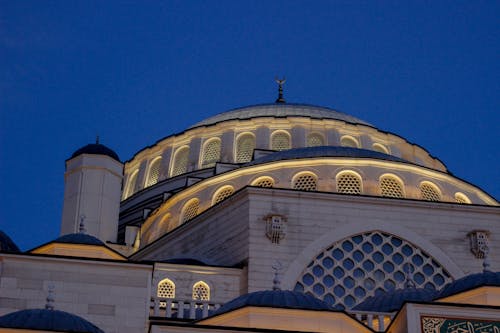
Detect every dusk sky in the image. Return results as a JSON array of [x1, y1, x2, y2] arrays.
[[1, 1, 498, 251]]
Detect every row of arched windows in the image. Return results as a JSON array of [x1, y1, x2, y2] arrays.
[[124, 131, 392, 199], [176, 172, 472, 224], [157, 279, 210, 301]]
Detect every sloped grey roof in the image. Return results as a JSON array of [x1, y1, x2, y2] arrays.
[[212, 290, 334, 317], [245, 146, 408, 166], [190, 103, 372, 128], [0, 230, 20, 253], [352, 287, 437, 312], [0, 309, 104, 333], [437, 270, 500, 299]]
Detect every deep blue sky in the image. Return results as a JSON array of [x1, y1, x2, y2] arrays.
[[1, 1, 498, 250]]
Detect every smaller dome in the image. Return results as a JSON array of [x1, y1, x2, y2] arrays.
[[0, 230, 20, 253], [0, 309, 104, 333], [245, 146, 407, 166], [437, 270, 500, 299], [53, 233, 105, 246], [213, 290, 333, 316], [352, 287, 437, 313], [71, 143, 120, 161]]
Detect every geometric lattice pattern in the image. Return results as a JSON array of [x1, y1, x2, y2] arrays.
[[294, 231, 452, 310], [192, 281, 210, 301], [337, 172, 362, 194], [125, 171, 138, 199], [213, 186, 234, 205], [420, 182, 441, 201], [293, 174, 317, 191], [252, 177, 274, 188], [171, 147, 189, 177], [157, 278, 175, 299], [340, 136, 359, 148], [181, 199, 199, 223], [202, 139, 221, 168], [271, 131, 291, 151], [307, 133, 324, 147], [455, 193, 470, 204], [236, 134, 255, 163], [380, 175, 404, 198], [146, 158, 162, 187]]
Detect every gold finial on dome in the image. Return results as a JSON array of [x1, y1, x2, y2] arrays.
[[275, 77, 286, 104]]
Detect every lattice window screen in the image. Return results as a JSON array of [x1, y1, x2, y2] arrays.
[[236, 134, 255, 163], [146, 159, 162, 187], [171, 148, 189, 177], [202, 139, 221, 168], [157, 279, 175, 299], [293, 174, 317, 191], [181, 199, 199, 223], [192, 282, 210, 301], [337, 173, 362, 194], [271, 132, 291, 151], [380, 176, 404, 198], [455, 193, 470, 204], [307, 134, 324, 147], [420, 183, 441, 201], [253, 177, 274, 188], [213, 187, 234, 205], [125, 171, 138, 199]]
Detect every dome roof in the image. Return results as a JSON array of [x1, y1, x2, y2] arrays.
[[71, 143, 120, 161], [437, 270, 500, 299], [0, 309, 104, 333], [53, 233, 105, 246], [213, 290, 333, 316], [352, 287, 437, 313], [190, 103, 372, 128], [0, 230, 20, 253], [246, 146, 408, 166]]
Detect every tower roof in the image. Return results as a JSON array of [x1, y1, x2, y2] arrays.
[[352, 287, 437, 313], [0, 230, 20, 253], [70, 143, 120, 161]]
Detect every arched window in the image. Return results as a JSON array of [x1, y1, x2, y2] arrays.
[[146, 157, 162, 187], [372, 143, 389, 154], [336, 171, 362, 194], [124, 170, 139, 199], [379, 175, 405, 198], [252, 176, 274, 188], [157, 278, 175, 299], [293, 173, 318, 191], [181, 199, 199, 223], [192, 281, 210, 301], [271, 131, 291, 151], [235, 133, 255, 163], [307, 133, 324, 147], [212, 186, 235, 205], [419, 182, 441, 201], [340, 136, 359, 148], [294, 231, 452, 310], [201, 138, 221, 168], [455, 192, 471, 204], [171, 146, 189, 177]]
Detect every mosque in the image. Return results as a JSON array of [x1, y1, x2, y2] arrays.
[[0, 83, 499, 332]]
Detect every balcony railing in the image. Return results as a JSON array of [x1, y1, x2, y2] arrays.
[[150, 297, 221, 320], [348, 311, 394, 332]]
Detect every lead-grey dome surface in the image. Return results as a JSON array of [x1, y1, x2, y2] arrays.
[[190, 103, 372, 128], [352, 287, 437, 312], [0, 230, 20, 253], [0, 309, 104, 333]]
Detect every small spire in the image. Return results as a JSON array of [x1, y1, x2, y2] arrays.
[[272, 261, 283, 290], [482, 244, 491, 272], [45, 284, 55, 310], [95, 135, 100, 144], [403, 262, 415, 288], [275, 77, 286, 104], [79, 214, 86, 234]]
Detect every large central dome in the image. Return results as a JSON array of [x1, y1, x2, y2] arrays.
[[189, 103, 372, 128]]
